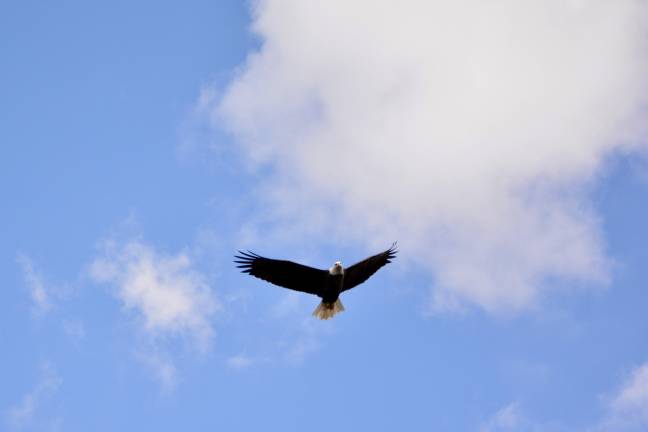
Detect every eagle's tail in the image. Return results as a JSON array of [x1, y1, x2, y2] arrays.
[[312, 299, 345, 320]]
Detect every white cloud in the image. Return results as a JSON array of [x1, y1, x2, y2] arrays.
[[90, 240, 218, 350], [61, 319, 86, 343], [480, 402, 523, 432], [269, 291, 302, 319], [610, 364, 648, 413], [90, 239, 219, 389], [266, 292, 334, 365], [4, 362, 62, 430], [212, 0, 648, 314], [137, 351, 178, 393], [282, 317, 332, 365], [224, 293, 332, 367], [479, 402, 567, 432], [479, 363, 648, 432], [480, 363, 648, 432], [284, 330, 321, 365], [598, 363, 648, 431], [16, 255, 52, 316], [226, 354, 255, 369]]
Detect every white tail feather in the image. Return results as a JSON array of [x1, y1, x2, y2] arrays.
[[312, 299, 345, 320]]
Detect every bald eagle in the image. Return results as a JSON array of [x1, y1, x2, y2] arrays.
[[234, 243, 397, 319]]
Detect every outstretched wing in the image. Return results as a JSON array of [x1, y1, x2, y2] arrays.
[[235, 251, 328, 296], [341, 243, 397, 292]]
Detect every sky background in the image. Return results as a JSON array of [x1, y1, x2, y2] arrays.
[[2, 1, 648, 431]]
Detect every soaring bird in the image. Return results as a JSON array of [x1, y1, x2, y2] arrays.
[[234, 243, 397, 319]]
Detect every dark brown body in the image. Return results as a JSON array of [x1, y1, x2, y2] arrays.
[[321, 273, 344, 304]]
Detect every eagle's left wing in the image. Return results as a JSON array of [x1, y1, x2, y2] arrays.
[[341, 243, 397, 292], [235, 251, 328, 296]]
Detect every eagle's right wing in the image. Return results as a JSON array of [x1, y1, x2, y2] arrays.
[[235, 251, 328, 296], [341, 243, 397, 292]]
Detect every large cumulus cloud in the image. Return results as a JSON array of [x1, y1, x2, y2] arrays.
[[214, 0, 648, 313]]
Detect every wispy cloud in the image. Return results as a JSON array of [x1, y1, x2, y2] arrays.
[[597, 362, 648, 431], [226, 292, 333, 367], [61, 319, 86, 344], [268, 292, 334, 365], [90, 239, 219, 389], [4, 362, 62, 430], [283, 319, 324, 365], [137, 351, 178, 393], [209, 0, 648, 314], [16, 254, 52, 316], [480, 402, 524, 432], [269, 291, 302, 319], [480, 362, 648, 432], [90, 239, 218, 349], [226, 354, 255, 370], [479, 401, 567, 432]]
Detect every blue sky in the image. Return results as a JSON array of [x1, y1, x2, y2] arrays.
[[2, 1, 648, 431]]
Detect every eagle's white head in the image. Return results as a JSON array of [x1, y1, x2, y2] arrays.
[[329, 261, 344, 275]]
